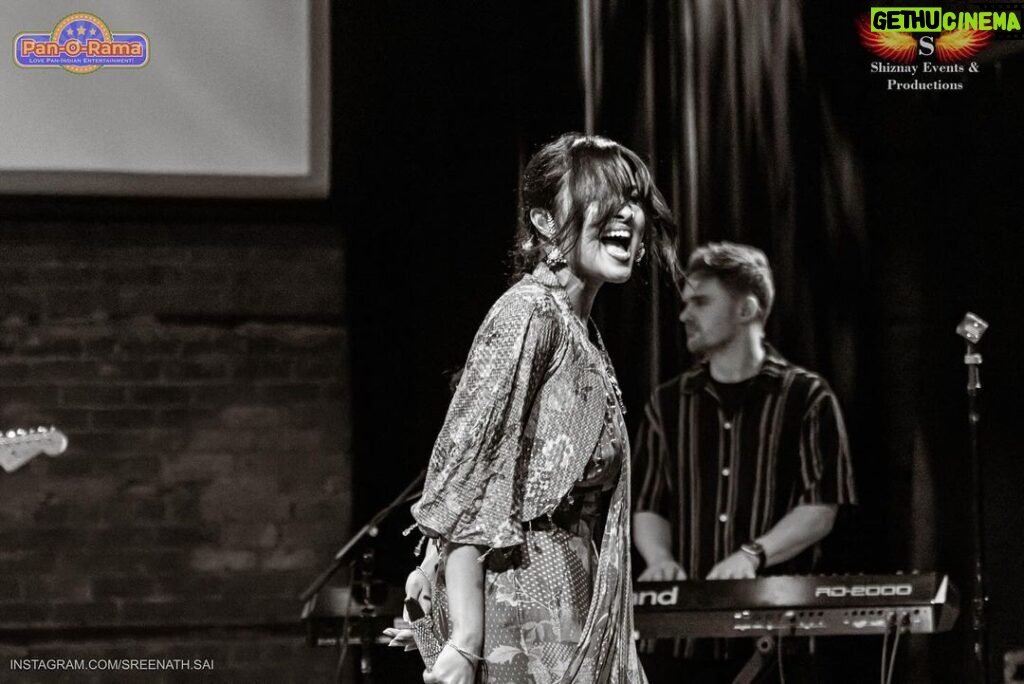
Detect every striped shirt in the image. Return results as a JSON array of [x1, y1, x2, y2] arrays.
[[633, 347, 856, 580]]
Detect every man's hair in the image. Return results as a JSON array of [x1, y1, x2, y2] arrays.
[[685, 242, 775, 321]]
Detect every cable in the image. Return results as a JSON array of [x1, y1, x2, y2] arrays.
[[885, 614, 906, 684], [776, 631, 786, 684], [880, 613, 892, 684]]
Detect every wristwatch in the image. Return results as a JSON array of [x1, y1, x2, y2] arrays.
[[739, 541, 767, 571]]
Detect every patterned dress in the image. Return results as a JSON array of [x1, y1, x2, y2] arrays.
[[413, 263, 646, 683]]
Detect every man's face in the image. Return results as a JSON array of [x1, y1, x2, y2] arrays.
[[679, 275, 744, 355]]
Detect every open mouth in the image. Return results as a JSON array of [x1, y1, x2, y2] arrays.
[[600, 227, 633, 262]]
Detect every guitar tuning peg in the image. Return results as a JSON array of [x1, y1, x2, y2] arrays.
[[6, 430, 15, 438], [16, 429, 26, 436]]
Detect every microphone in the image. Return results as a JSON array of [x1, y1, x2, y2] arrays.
[[956, 312, 988, 394], [956, 312, 988, 345]]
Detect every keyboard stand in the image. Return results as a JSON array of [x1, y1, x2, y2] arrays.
[[733, 636, 776, 684]]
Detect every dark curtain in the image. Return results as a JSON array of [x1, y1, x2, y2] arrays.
[[572, 1, 1024, 682], [583, 0, 882, 582], [584, 0, 867, 404], [576, 1, 946, 681]]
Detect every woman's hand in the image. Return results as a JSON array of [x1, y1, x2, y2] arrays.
[[382, 625, 416, 650], [383, 566, 434, 649], [405, 565, 434, 614], [422, 644, 476, 684]]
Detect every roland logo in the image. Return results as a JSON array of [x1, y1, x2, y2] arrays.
[[814, 584, 913, 598], [634, 586, 679, 607]]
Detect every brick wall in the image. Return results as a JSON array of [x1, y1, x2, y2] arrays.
[[0, 240, 349, 682]]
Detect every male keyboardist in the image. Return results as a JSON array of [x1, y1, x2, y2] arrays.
[[632, 242, 857, 683]]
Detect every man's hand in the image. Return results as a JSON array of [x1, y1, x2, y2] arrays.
[[634, 511, 686, 583], [706, 550, 758, 580], [638, 559, 687, 581]]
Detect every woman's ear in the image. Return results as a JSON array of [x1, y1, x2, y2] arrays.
[[529, 208, 555, 240]]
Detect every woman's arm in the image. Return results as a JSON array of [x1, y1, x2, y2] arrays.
[[443, 543, 485, 654], [422, 543, 485, 684]]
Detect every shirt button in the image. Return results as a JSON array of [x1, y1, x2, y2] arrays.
[[722, 467, 731, 477], [718, 513, 729, 523], [723, 421, 733, 430]]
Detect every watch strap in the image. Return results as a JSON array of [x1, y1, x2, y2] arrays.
[[740, 541, 767, 571]]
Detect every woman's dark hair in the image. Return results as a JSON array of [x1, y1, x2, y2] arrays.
[[512, 132, 681, 282]]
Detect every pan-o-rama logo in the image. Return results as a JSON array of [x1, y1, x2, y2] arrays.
[[14, 12, 148, 74]]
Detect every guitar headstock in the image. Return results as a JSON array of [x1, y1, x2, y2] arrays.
[[0, 427, 69, 473]]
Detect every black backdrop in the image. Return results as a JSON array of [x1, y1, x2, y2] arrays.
[[338, 2, 1024, 681]]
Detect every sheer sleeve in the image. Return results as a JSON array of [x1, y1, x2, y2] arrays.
[[411, 288, 561, 549]]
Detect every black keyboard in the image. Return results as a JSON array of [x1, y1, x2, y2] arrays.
[[633, 572, 959, 638]]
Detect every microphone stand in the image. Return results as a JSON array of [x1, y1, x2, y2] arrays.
[[300, 468, 426, 603], [299, 468, 427, 683], [956, 312, 988, 684]]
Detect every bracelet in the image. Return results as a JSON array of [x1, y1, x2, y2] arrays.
[[445, 639, 482, 666]]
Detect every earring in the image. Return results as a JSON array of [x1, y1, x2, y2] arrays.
[[635, 244, 647, 264], [540, 212, 566, 267], [545, 246, 567, 268]]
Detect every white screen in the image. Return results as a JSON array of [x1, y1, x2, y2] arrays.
[[0, 0, 329, 197]]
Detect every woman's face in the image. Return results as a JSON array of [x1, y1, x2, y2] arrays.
[[568, 190, 647, 286]]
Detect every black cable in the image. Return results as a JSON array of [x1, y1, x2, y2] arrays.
[[880, 613, 892, 684], [885, 614, 906, 684], [777, 631, 786, 684]]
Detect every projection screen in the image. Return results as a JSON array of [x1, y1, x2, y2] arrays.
[[1, 0, 330, 198]]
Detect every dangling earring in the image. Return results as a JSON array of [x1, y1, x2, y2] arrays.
[[545, 246, 567, 268], [635, 243, 647, 264], [543, 213, 566, 267]]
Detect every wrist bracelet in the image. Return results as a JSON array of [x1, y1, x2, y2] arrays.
[[413, 565, 431, 583], [445, 639, 482, 666]]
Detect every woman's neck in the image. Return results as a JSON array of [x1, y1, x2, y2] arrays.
[[553, 266, 600, 320]]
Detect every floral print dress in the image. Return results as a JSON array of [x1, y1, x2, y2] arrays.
[[413, 263, 647, 683], [433, 398, 625, 682]]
